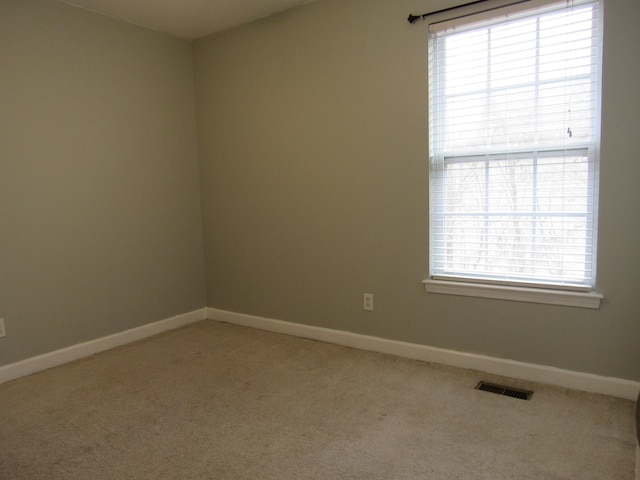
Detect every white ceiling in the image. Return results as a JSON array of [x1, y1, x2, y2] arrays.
[[59, 0, 315, 40]]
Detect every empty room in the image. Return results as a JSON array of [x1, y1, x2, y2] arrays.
[[1, 0, 639, 478]]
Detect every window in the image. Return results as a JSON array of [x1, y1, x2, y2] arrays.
[[425, 0, 603, 307]]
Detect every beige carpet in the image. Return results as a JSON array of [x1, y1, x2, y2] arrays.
[[0, 320, 636, 479]]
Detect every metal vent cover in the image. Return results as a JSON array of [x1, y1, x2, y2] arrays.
[[475, 381, 533, 400]]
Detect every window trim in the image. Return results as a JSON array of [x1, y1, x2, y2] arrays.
[[423, 278, 603, 308]]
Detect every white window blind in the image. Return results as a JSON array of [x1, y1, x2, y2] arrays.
[[428, 0, 602, 290]]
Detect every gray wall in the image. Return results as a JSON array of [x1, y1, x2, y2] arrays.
[[194, 0, 640, 381], [0, 0, 206, 365]]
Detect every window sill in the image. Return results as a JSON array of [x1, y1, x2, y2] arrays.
[[423, 279, 603, 309]]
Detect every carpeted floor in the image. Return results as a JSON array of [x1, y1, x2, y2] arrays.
[[0, 320, 636, 479]]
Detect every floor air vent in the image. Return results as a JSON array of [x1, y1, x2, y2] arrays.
[[475, 381, 533, 400]]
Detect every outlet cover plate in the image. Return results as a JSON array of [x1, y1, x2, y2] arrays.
[[363, 293, 374, 311]]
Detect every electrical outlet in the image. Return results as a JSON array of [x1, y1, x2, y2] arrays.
[[0, 318, 5, 338], [363, 293, 374, 311]]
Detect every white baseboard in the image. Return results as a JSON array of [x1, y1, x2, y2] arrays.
[[3, 306, 638, 401], [207, 307, 640, 401], [0, 308, 207, 385]]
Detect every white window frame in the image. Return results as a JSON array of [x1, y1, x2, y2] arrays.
[[424, 0, 604, 308]]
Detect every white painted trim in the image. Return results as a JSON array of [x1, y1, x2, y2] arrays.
[[0, 308, 207, 385], [207, 307, 639, 400], [423, 279, 603, 309], [3, 306, 636, 400]]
